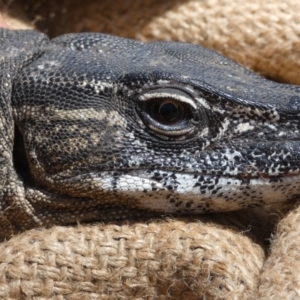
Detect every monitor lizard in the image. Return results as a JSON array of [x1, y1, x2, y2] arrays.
[[1, 28, 300, 240]]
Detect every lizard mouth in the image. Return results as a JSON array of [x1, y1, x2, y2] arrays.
[[12, 119, 300, 214], [86, 169, 300, 213]]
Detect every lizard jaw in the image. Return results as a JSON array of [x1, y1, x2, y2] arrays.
[[85, 170, 300, 213]]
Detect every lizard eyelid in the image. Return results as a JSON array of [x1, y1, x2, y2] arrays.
[[137, 88, 197, 138], [139, 89, 198, 109]]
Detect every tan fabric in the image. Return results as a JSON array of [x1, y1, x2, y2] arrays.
[[258, 204, 300, 299], [0, 221, 264, 299], [1, 0, 300, 298], [6, 0, 300, 84], [1, 2, 34, 30]]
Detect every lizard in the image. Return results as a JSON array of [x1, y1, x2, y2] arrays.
[[0, 28, 300, 241]]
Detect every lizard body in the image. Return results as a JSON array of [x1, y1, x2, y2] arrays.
[[1, 29, 300, 239]]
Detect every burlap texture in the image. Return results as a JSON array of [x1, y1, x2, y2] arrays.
[[0, 221, 264, 299], [1, 0, 300, 298], [257, 205, 300, 299], [6, 0, 300, 84]]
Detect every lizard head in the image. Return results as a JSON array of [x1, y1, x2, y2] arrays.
[[11, 33, 300, 221]]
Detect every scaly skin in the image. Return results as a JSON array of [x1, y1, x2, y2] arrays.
[[0, 28, 300, 240]]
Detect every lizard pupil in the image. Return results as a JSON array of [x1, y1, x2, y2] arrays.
[[152, 99, 184, 124]]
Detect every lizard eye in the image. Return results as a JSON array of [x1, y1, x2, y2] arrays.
[[150, 99, 186, 125], [137, 88, 196, 137]]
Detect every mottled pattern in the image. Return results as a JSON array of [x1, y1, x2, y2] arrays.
[[0, 29, 300, 239]]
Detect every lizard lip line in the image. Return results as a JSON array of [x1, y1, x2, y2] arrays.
[[59, 169, 300, 181]]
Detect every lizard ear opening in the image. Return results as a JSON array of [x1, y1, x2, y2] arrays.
[[13, 125, 34, 186]]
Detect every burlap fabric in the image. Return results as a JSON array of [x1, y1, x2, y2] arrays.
[[0, 0, 300, 298], [258, 205, 300, 299], [0, 221, 264, 299], [6, 0, 300, 84]]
